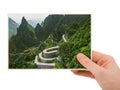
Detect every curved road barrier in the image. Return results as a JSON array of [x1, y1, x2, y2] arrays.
[[34, 56, 55, 68], [43, 46, 59, 58], [35, 34, 67, 68], [39, 52, 58, 63], [62, 34, 67, 42]]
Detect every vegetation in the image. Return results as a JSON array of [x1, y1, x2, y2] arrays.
[[9, 14, 91, 69], [57, 18, 91, 68], [9, 17, 40, 69], [35, 23, 44, 41]]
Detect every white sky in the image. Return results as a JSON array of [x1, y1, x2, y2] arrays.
[[8, 14, 49, 23]]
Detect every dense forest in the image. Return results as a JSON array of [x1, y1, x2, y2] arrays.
[[9, 14, 91, 69]]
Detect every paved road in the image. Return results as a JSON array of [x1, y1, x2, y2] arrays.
[[34, 34, 67, 68], [43, 46, 59, 54], [39, 52, 58, 62], [62, 34, 67, 42], [34, 56, 55, 68]]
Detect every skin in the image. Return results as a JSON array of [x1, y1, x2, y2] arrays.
[[71, 51, 120, 90]]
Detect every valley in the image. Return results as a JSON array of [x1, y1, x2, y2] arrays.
[[9, 14, 91, 69]]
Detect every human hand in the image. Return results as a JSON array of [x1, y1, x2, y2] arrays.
[[71, 51, 120, 90]]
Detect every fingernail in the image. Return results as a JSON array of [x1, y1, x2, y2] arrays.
[[77, 53, 86, 60]]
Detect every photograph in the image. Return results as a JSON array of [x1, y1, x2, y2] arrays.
[[9, 14, 91, 69]]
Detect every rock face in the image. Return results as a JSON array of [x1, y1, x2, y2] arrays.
[[27, 20, 42, 28], [9, 18, 19, 38], [9, 17, 38, 53], [35, 23, 44, 41], [17, 17, 37, 47]]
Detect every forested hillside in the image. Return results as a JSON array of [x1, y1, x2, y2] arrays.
[[9, 14, 91, 69], [56, 18, 91, 68]]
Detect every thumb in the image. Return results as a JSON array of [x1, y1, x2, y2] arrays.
[[77, 53, 102, 75]]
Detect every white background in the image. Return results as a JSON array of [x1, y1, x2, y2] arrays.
[[0, 0, 120, 90]]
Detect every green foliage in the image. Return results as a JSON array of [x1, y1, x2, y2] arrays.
[[9, 61, 37, 69], [50, 29, 62, 43], [9, 15, 91, 69], [35, 23, 44, 41], [54, 60, 64, 69], [9, 47, 40, 69], [37, 54, 41, 62], [57, 18, 91, 69], [9, 17, 38, 53], [38, 42, 46, 51], [46, 60, 55, 63], [43, 36, 54, 48], [43, 15, 64, 40]]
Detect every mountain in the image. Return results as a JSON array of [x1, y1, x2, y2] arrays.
[[57, 18, 91, 68], [43, 14, 90, 43], [9, 17, 38, 53], [32, 14, 90, 42], [43, 15, 64, 39], [28, 20, 42, 27], [35, 23, 44, 41], [9, 18, 19, 38], [9, 14, 91, 69]]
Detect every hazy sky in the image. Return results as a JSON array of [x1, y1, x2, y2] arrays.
[[8, 14, 49, 23]]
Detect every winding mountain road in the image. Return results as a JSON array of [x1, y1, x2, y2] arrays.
[[35, 56, 55, 68], [39, 51, 58, 63], [34, 34, 67, 69], [42, 46, 59, 58]]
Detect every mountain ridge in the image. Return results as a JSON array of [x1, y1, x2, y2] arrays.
[[9, 14, 91, 69]]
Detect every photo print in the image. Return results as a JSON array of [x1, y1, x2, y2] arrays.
[[9, 14, 91, 69]]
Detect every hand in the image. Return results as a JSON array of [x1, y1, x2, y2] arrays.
[[71, 51, 120, 90]]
